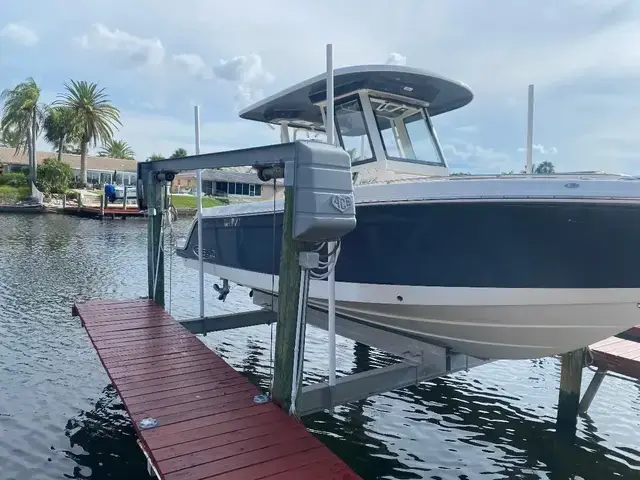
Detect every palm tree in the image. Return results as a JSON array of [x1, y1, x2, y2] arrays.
[[55, 80, 121, 185], [0, 125, 21, 148], [43, 106, 81, 161], [0, 77, 46, 183], [147, 153, 165, 161], [170, 148, 188, 158], [99, 139, 135, 160], [534, 161, 555, 174]]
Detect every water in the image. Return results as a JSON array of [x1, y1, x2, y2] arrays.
[[0, 214, 638, 480]]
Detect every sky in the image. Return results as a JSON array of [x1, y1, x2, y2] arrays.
[[1, 0, 639, 174]]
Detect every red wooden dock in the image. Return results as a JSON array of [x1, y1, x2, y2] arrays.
[[590, 327, 640, 379], [73, 298, 360, 480], [65, 205, 145, 219]]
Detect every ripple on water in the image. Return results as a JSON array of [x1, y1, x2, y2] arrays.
[[0, 214, 638, 479]]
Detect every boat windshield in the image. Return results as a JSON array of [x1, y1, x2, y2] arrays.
[[334, 96, 374, 165], [370, 96, 445, 166]]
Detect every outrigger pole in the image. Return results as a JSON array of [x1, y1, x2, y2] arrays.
[[194, 105, 205, 319], [525, 84, 534, 175], [326, 43, 337, 391]]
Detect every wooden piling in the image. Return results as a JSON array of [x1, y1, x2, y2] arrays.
[[147, 180, 164, 307], [578, 367, 607, 414], [100, 194, 105, 217], [123, 185, 128, 210], [272, 186, 303, 413], [556, 348, 585, 431]]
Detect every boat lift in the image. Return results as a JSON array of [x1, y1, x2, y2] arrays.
[[138, 44, 491, 416]]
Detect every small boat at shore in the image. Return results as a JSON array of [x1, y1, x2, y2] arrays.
[[177, 63, 640, 360]]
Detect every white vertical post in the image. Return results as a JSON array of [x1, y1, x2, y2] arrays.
[[525, 84, 534, 175], [194, 105, 204, 318], [326, 43, 337, 389]]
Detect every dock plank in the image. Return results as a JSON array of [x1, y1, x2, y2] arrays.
[[591, 331, 640, 379], [74, 298, 360, 480]]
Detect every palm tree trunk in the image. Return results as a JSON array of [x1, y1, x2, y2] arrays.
[[80, 141, 88, 186], [57, 136, 64, 162], [26, 127, 34, 186], [31, 110, 37, 183]]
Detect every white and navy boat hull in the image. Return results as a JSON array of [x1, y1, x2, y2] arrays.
[[177, 177, 640, 360]]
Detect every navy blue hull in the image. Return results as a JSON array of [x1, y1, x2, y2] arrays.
[[177, 201, 640, 289]]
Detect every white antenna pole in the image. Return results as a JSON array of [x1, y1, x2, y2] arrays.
[[525, 84, 534, 175], [194, 105, 204, 318], [326, 43, 337, 391]]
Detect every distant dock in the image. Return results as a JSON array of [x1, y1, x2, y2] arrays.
[[62, 204, 146, 219]]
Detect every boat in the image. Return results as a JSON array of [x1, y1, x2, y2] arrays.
[[114, 184, 137, 200], [176, 64, 640, 360]]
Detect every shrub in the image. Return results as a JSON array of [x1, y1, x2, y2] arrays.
[[0, 172, 28, 188], [36, 157, 73, 194], [0, 185, 30, 203]]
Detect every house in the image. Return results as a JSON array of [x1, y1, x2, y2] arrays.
[[171, 169, 284, 200], [0, 147, 137, 185], [171, 172, 198, 193]]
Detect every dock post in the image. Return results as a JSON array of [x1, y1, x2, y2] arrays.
[[271, 123, 304, 414], [272, 181, 303, 414], [556, 348, 585, 432], [578, 367, 607, 414], [78, 192, 83, 210], [62, 195, 66, 209], [147, 180, 165, 307], [123, 185, 128, 210], [100, 194, 105, 217]]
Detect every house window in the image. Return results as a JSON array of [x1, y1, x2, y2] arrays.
[[255, 184, 262, 196], [215, 181, 228, 196]]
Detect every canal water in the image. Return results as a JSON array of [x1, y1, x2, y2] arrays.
[[0, 213, 638, 480]]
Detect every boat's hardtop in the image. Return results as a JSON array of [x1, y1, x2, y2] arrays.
[[239, 64, 473, 128]]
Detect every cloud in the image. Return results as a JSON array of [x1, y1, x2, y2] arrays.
[[443, 140, 513, 173], [517, 144, 558, 155], [212, 54, 274, 106], [454, 125, 478, 134], [386, 52, 407, 66], [74, 23, 165, 68], [8, 0, 640, 175], [113, 109, 279, 161], [213, 54, 274, 85], [172, 53, 213, 79], [0, 23, 38, 46]]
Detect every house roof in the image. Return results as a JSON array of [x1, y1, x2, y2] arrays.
[[0, 147, 138, 172]]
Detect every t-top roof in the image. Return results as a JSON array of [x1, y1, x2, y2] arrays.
[[239, 64, 473, 126]]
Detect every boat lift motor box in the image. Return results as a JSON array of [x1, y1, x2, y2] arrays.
[[287, 140, 357, 243]]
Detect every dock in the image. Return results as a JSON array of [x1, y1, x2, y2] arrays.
[[63, 205, 145, 219], [72, 298, 361, 480], [589, 327, 640, 379], [560, 325, 640, 419]]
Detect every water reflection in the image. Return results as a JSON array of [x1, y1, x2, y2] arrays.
[[0, 214, 639, 480], [63, 385, 147, 479]]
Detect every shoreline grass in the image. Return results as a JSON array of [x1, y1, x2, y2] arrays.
[[169, 195, 227, 209], [0, 186, 30, 204]]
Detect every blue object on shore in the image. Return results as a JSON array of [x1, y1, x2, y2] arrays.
[[104, 184, 116, 203]]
